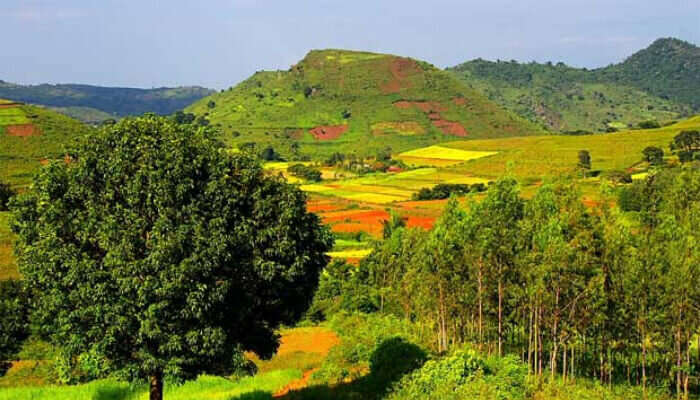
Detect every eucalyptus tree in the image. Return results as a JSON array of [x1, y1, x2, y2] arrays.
[[11, 115, 333, 400], [466, 178, 523, 356]]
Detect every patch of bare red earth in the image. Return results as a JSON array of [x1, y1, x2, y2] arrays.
[[393, 100, 467, 136], [273, 329, 340, 397], [381, 58, 421, 94], [309, 125, 348, 140], [6, 124, 39, 137]]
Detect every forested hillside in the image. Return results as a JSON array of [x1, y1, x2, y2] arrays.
[[449, 38, 698, 132], [0, 82, 214, 123]]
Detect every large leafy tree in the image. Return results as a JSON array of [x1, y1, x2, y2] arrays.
[[11, 115, 333, 400]]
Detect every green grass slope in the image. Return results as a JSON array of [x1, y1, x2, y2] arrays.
[[186, 49, 543, 159], [449, 38, 698, 132], [443, 115, 700, 181], [0, 82, 214, 123], [0, 101, 93, 188]]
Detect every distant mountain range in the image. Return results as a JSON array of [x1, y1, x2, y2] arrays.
[[0, 82, 214, 124], [448, 38, 699, 132]]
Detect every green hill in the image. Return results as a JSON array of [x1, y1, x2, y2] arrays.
[[0, 82, 214, 123], [0, 100, 93, 188], [186, 49, 543, 159], [448, 38, 698, 132]]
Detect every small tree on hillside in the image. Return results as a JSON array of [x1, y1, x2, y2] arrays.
[[670, 130, 700, 163], [11, 115, 333, 400], [577, 150, 592, 178], [642, 146, 664, 165]]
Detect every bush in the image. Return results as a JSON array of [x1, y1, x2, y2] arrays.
[[637, 120, 661, 129], [387, 349, 528, 400], [0, 181, 16, 211], [287, 164, 322, 182], [312, 313, 428, 385], [368, 338, 427, 386]]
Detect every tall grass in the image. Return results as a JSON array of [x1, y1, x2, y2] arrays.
[[0, 370, 300, 400]]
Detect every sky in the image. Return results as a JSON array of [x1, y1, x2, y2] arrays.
[[1, 0, 698, 90]]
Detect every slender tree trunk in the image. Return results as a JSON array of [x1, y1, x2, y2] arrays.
[[642, 327, 647, 400], [571, 343, 575, 382], [478, 262, 484, 346], [528, 307, 533, 374], [498, 277, 503, 357], [676, 329, 682, 400], [563, 343, 567, 383], [150, 371, 163, 400], [683, 340, 690, 400]]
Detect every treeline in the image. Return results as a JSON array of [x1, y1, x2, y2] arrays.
[[412, 183, 488, 200], [312, 167, 700, 397]]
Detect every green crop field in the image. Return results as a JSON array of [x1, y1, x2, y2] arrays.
[[0, 108, 30, 126], [186, 49, 543, 160]]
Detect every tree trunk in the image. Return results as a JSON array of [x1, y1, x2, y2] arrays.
[[150, 372, 163, 400], [676, 329, 681, 400], [498, 278, 503, 357], [562, 343, 567, 383], [478, 262, 484, 346], [642, 328, 647, 400], [528, 307, 533, 374]]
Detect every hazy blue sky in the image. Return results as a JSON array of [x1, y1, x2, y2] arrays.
[[2, 0, 698, 89]]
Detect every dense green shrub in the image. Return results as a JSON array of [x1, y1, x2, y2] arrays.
[[368, 338, 427, 386], [387, 349, 528, 400], [313, 313, 428, 385], [288, 164, 322, 182]]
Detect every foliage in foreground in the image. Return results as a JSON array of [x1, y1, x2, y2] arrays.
[[10, 115, 333, 399]]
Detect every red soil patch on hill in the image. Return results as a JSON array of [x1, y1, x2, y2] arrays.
[[309, 125, 348, 140], [381, 58, 421, 93], [6, 124, 38, 137], [393, 101, 446, 113], [0, 103, 23, 109], [453, 97, 468, 106], [432, 119, 467, 136]]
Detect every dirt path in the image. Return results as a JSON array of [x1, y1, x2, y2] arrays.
[[273, 368, 318, 397]]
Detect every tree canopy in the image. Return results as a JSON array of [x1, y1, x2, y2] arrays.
[[11, 115, 333, 400]]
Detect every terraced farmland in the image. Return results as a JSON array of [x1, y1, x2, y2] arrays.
[[301, 168, 489, 204]]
